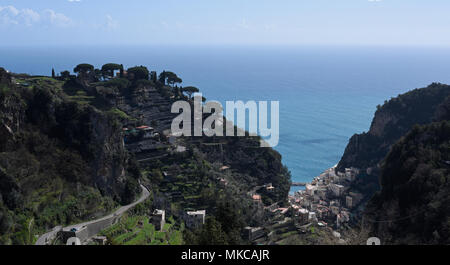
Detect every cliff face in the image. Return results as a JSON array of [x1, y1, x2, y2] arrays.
[[1, 65, 291, 245], [337, 83, 450, 200], [364, 120, 450, 244], [0, 71, 139, 244]]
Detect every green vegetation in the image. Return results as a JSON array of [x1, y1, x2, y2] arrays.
[[68, 90, 95, 105], [365, 121, 450, 244], [100, 214, 184, 245], [0, 67, 140, 244], [108, 107, 133, 121], [101, 63, 123, 79], [182, 86, 199, 99], [337, 83, 450, 208], [127, 66, 149, 80], [73, 63, 94, 75], [0, 63, 292, 246]]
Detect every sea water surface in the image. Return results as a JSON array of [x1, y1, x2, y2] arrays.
[[2, 45, 450, 193]]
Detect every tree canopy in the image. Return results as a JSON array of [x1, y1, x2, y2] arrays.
[[127, 66, 149, 80], [60, 71, 71, 80], [101, 63, 123, 79], [166, 71, 182, 87], [158, 71, 182, 86], [73, 64, 94, 75], [182, 86, 199, 98]]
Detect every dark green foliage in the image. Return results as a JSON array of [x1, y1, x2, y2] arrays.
[[0, 67, 11, 85], [186, 217, 228, 245], [434, 95, 450, 122], [365, 121, 450, 244], [339, 83, 450, 172], [1, 63, 291, 246], [103, 78, 131, 94], [62, 76, 84, 96], [0, 69, 139, 244], [337, 83, 450, 206], [182, 86, 199, 98], [127, 66, 149, 80], [166, 71, 182, 87], [60, 71, 71, 80], [134, 79, 154, 88], [101, 63, 123, 79], [73, 63, 94, 75]]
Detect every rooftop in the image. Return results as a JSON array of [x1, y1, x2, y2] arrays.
[[187, 210, 206, 216]]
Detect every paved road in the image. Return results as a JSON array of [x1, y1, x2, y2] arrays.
[[35, 226, 62, 246], [35, 185, 150, 245]]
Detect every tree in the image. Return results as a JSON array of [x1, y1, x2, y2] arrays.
[[73, 64, 94, 76], [158, 71, 182, 87], [51, 68, 55, 78], [120, 64, 124, 78], [159, 71, 167, 84], [93, 69, 103, 82], [60, 71, 71, 80], [150, 71, 157, 83], [101, 63, 123, 79], [127, 66, 149, 80], [195, 217, 228, 245], [182, 86, 199, 99], [166, 72, 182, 87]]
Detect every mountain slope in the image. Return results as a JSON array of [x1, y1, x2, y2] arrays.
[[0, 68, 140, 244], [337, 83, 450, 203], [364, 121, 450, 244]]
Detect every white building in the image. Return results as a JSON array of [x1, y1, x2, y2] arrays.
[[329, 183, 345, 197], [152, 209, 166, 231], [305, 184, 317, 196], [298, 208, 309, 225], [185, 210, 206, 229]]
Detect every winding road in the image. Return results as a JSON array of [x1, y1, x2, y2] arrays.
[[35, 185, 150, 245]]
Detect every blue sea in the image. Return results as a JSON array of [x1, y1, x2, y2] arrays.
[[2, 45, 450, 193]]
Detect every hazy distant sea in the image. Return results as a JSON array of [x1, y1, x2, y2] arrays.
[[2, 45, 450, 193]]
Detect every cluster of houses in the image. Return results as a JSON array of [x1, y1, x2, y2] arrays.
[[123, 125, 158, 143], [289, 166, 363, 230], [122, 125, 188, 159]]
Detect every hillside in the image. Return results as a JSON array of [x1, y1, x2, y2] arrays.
[[336, 83, 450, 206], [0, 68, 141, 244], [0, 65, 291, 245], [364, 120, 450, 244]]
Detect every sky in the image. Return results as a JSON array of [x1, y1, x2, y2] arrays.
[[1, 0, 450, 46]]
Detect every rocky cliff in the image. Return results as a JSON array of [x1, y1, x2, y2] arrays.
[[364, 120, 450, 244], [337, 83, 450, 202], [0, 70, 139, 244], [0, 64, 291, 245]]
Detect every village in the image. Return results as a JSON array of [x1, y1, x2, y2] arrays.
[[289, 166, 362, 228], [121, 121, 365, 243], [235, 165, 365, 244]]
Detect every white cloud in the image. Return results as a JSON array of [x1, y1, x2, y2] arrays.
[[43, 9, 72, 27], [0, 5, 72, 27], [20, 9, 41, 26], [68, 0, 82, 2], [105, 14, 118, 30], [0, 6, 21, 25]]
